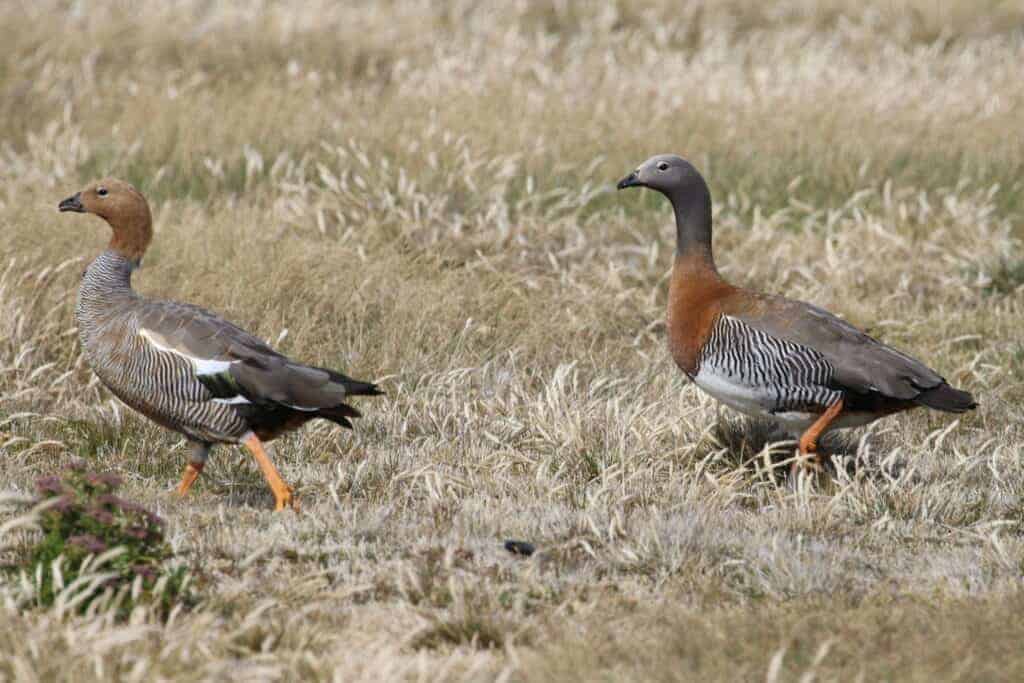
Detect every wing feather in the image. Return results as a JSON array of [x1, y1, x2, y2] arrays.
[[136, 301, 349, 410], [731, 294, 945, 401]]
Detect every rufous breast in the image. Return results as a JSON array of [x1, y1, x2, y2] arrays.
[[666, 251, 737, 376]]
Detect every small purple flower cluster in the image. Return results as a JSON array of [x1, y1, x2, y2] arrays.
[[26, 460, 190, 616], [84, 472, 123, 490], [33, 462, 169, 557], [85, 506, 115, 526], [95, 493, 131, 510], [92, 493, 166, 539], [50, 495, 76, 513], [68, 534, 108, 555], [35, 476, 65, 496]]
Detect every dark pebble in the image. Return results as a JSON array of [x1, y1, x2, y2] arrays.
[[504, 539, 535, 557]]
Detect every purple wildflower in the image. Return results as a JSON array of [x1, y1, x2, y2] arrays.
[[144, 511, 165, 528], [68, 534, 107, 554], [85, 507, 115, 525], [82, 472, 122, 490], [98, 473, 123, 488], [124, 526, 148, 540], [35, 476, 65, 496], [121, 500, 146, 515], [49, 495, 77, 513], [96, 494, 130, 511]]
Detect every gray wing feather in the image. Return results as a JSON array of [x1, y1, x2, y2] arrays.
[[734, 295, 945, 400], [136, 301, 347, 409]]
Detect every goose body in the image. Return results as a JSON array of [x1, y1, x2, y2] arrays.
[[618, 155, 975, 467], [61, 179, 381, 509]]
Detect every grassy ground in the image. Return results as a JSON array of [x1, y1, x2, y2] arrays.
[[1, 1, 1023, 679]]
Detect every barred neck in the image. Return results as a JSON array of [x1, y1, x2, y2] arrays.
[[83, 249, 138, 289], [78, 250, 139, 319]]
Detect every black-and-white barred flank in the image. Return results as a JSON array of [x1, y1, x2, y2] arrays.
[[696, 314, 842, 413], [76, 250, 248, 443]]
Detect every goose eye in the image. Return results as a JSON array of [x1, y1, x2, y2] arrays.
[[97, 187, 108, 197], [657, 162, 669, 171]]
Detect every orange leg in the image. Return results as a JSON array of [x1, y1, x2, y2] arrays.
[[177, 462, 204, 497], [177, 442, 210, 498], [793, 398, 845, 474], [241, 433, 298, 512]]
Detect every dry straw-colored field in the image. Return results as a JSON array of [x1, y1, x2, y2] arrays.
[[2, 0, 1023, 679]]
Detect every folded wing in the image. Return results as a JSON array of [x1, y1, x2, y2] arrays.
[[136, 301, 381, 422], [732, 294, 975, 412]]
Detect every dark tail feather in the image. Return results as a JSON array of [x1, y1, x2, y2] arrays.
[[317, 371, 383, 429], [313, 368, 382, 429], [916, 382, 976, 413], [318, 403, 359, 430], [342, 378, 384, 397], [321, 367, 385, 397]]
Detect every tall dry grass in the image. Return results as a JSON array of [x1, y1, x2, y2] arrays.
[[1, 1, 1022, 680]]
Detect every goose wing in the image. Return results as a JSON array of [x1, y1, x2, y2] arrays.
[[731, 294, 974, 411], [135, 301, 354, 410]]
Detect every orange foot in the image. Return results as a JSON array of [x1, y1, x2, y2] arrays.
[[242, 433, 300, 513], [273, 484, 300, 512], [790, 398, 844, 478], [789, 449, 825, 478]]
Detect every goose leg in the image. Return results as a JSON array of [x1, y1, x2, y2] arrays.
[[177, 442, 211, 497], [241, 433, 297, 511], [793, 398, 845, 474]]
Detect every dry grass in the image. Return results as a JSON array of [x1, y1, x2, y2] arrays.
[[1, 0, 1023, 679]]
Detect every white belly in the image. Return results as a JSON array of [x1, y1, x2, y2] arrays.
[[691, 367, 774, 419], [692, 368, 822, 436], [691, 368, 880, 437]]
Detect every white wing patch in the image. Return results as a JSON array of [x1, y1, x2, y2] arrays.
[[283, 403, 318, 412], [212, 396, 252, 405], [139, 328, 236, 376]]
